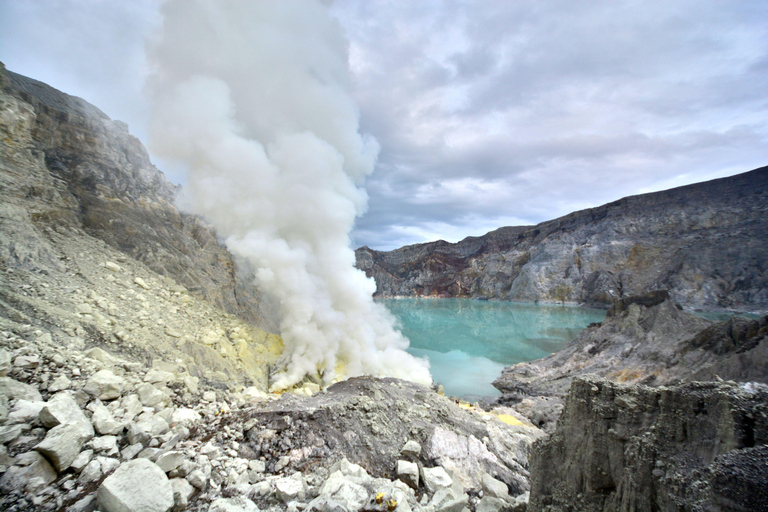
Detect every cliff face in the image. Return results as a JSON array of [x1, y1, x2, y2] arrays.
[[356, 167, 768, 312], [529, 377, 768, 512], [0, 63, 277, 330]]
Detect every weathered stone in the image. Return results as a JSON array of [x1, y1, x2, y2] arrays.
[[0, 451, 56, 493], [0, 377, 42, 402], [170, 477, 194, 509], [92, 435, 118, 454], [187, 469, 207, 489], [0, 424, 23, 443], [476, 496, 507, 512], [121, 442, 144, 461], [208, 496, 259, 512], [144, 369, 174, 384], [79, 459, 102, 483], [121, 394, 143, 419], [0, 350, 11, 377], [319, 471, 369, 511], [397, 460, 419, 489], [47, 374, 72, 392], [71, 449, 93, 473], [156, 451, 184, 473], [137, 383, 165, 407], [83, 370, 124, 400], [14, 354, 40, 369], [481, 473, 509, 500], [422, 466, 453, 493], [400, 440, 421, 458], [8, 399, 45, 424], [35, 421, 94, 472], [97, 459, 174, 512], [92, 403, 124, 435], [275, 473, 307, 502], [170, 407, 200, 427], [39, 392, 94, 436]]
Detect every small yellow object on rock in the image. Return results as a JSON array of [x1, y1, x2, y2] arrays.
[[375, 493, 385, 504], [388, 499, 397, 511]]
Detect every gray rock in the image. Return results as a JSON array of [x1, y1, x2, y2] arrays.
[[318, 471, 369, 511], [0, 424, 23, 444], [397, 460, 419, 489], [0, 377, 42, 402], [69, 495, 97, 512], [481, 473, 509, 500], [92, 435, 118, 454], [35, 421, 94, 472], [476, 496, 507, 512], [97, 459, 174, 512], [121, 442, 144, 461], [14, 354, 40, 369], [170, 477, 195, 509], [83, 370, 124, 400], [0, 350, 11, 377], [0, 451, 57, 493]]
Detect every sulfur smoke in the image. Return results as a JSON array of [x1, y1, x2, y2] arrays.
[[147, 0, 431, 390]]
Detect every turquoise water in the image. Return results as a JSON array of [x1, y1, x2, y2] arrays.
[[381, 298, 606, 400]]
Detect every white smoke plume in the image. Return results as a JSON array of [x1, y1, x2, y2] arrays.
[[147, 0, 431, 390]]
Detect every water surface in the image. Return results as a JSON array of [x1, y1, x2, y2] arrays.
[[381, 298, 606, 400]]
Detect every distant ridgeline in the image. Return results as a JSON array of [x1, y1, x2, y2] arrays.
[[355, 166, 768, 312]]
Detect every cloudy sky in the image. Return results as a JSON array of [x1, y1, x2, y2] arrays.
[[2, 0, 766, 250]]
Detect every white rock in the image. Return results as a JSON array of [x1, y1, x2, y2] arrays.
[[134, 277, 150, 290], [99, 456, 121, 475], [156, 451, 184, 473], [208, 496, 259, 512], [0, 377, 42, 401], [92, 435, 118, 454], [0, 451, 56, 493], [170, 477, 194, 509], [79, 459, 102, 483], [170, 407, 201, 427], [8, 399, 44, 424], [331, 457, 369, 479], [476, 496, 506, 512], [84, 370, 124, 400], [40, 392, 94, 436], [422, 466, 453, 493], [144, 369, 174, 384], [183, 375, 199, 395], [92, 402, 124, 435], [202, 391, 217, 402], [97, 459, 174, 512], [275, 473, 306, 502], [137, 383, 165, 407], [319, 472, 369, 511], [397, 460, 419, 489], [121, 394, 143, 419], [0, 424, 23, 444], [84, 347, 113, 363], [14, 354, 40, 369], [121, 443, 144, 461], [104, 261, 122, 272], [187, 469, 207, 489], [136, 414, 170, 437], [35, 422, 94, 472], [71, 450, 94, 473], [47, 375, 72, 392], [401, 440, 422, 458], [481, 473, 509, 500]]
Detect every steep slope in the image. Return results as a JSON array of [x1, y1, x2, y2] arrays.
[[356, 166, 768, 312], [0, 62, 277, 330]]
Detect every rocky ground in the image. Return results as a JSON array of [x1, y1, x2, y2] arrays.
[[0, 333, 541, 512], [355, 166, 768, 312]]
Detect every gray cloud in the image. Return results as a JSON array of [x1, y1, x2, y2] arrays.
[[2, 1, 766, 251]]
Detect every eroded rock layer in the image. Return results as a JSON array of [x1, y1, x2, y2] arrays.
[[528, 377, 768, 512], [356, 166, 768, 312]]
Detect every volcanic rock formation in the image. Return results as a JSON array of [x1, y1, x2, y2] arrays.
[[356, 166, 768, 312]]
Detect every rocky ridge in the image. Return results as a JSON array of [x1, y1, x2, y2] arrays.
[[355, 166, 768, 312]]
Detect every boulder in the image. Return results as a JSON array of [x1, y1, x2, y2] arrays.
[[422, 466, 453, 493], [97, 459, 174, 512], [170, 477, 194, 509], [83, 370, 124, 400], [0, 451, 57, 493], [40, 392, 94, 436], [481, 473, 509, 500], [35, 421, 94, 472], [208, 496, 259, 512], [8, 399, 45, 424], [0, 377, 42, 402], [137, 383, 165, 407], [91, 402, 124, 435], [397, 460, 419, 489], [156, 451, 184, 473]]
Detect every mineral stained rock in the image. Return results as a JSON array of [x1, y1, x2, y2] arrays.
[[356, 166, 768, 312], [528, 376, 768, 512]]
